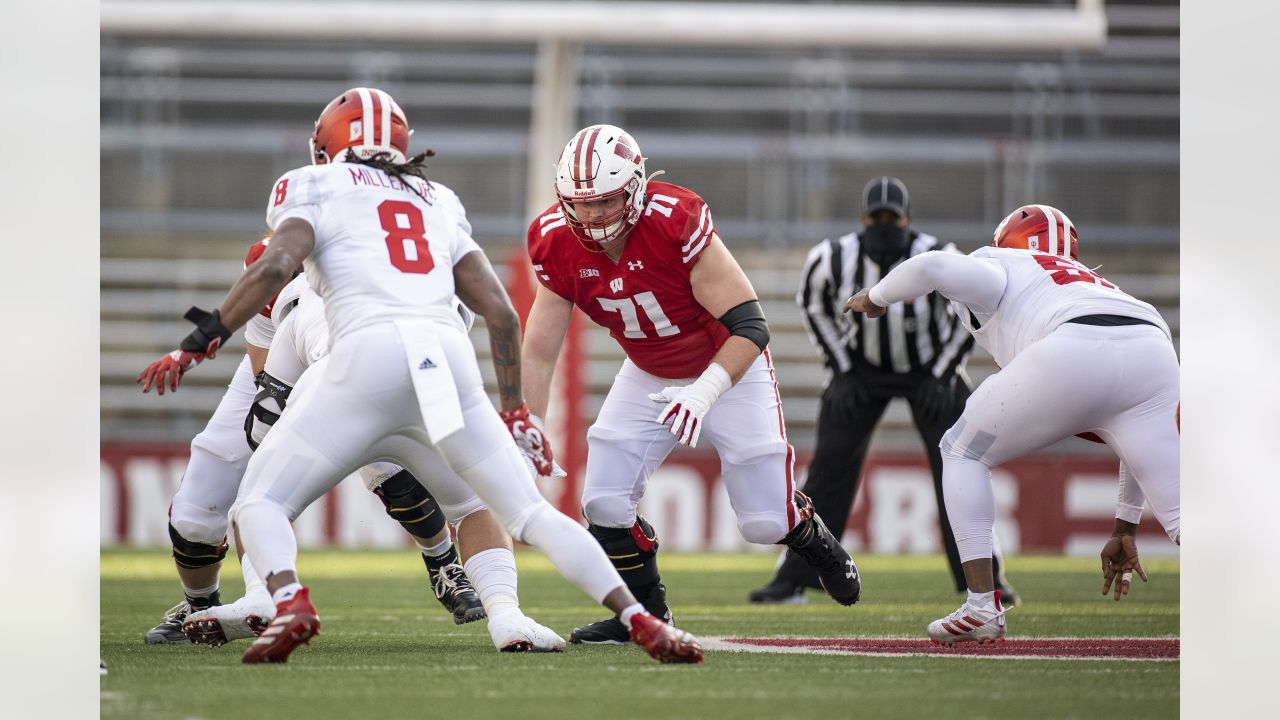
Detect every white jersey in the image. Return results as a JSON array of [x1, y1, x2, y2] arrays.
[[871, 246, 1169, 368], [265, 161, 479, 342], [958, 247, 1169, 367]]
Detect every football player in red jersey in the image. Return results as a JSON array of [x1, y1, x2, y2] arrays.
[[524, 125, 862, 644]]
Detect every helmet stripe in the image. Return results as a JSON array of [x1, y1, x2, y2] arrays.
[[356, 87, 375, 153], [582, 126, 602, 192], [572, 127, 589, 189], [374, 89, 393, 149], [370, 89, 383, 145], [1035, 204, 1057, 256], [1057, 208, 1076, 258]]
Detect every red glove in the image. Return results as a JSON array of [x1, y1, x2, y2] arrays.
[[137, 350, 208, 395], [137, 306, 233, 395], [500, 404, 554, 476]]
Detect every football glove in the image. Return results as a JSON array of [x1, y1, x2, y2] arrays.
[[649, 363, 732, 448], [500, 404, 554, 477], [137, 306, 233, 395]]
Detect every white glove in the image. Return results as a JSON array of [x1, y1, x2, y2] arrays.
[[523, 456, 569, 481], [649, 363, 732, 448]]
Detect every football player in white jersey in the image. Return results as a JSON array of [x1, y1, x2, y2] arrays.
[[138, 240, 483, 645], [138, 88, 702, 665], [192, 275, 566, 652], [846, 204, 1179, 644]]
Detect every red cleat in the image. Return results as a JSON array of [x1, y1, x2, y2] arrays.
[[241, 587, 320, 664], [628, 612, 704, 664]]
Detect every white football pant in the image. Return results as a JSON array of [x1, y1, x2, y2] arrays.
[[940, 323, 1180, 562], [582, 350, 800, 544]]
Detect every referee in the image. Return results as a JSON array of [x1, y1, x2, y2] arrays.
[[749, 176, 1016, 604]]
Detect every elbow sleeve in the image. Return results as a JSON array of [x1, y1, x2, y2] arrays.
[[718, 300, 770, 351]]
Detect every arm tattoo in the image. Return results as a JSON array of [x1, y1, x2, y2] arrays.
[[489, 325, 523, 407]]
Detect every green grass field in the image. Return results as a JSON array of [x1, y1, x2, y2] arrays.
[[101, 550, 1178, 720]]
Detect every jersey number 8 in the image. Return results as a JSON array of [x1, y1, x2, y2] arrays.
[[378, 200, 435, 275]]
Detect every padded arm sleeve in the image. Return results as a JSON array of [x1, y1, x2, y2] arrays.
[[718, 299, 770, 351], [869, 250, 1007, 315]]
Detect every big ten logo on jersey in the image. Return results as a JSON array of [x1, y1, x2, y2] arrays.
[[580, 268, 601, 279], [1033, 255, 1117, 289], [273, 178, 289, 206], [598, 291, 679, 339], [645, 193, 679, 218]]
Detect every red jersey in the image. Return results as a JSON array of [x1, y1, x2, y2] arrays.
[[527, 181, 729, 379], [243, 236, 285, 319]]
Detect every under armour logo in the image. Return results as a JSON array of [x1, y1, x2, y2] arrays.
[[846, 560, 858, 580], [418, 357, 436, 370], [627, 260, 644, 271], [610, 278, 623, 293]]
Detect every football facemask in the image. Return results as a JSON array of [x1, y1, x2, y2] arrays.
[[554, 124, 646, 251]]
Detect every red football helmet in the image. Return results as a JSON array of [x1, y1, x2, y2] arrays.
[[992, 204, 1078, 261], [309, 87, 410, 165]]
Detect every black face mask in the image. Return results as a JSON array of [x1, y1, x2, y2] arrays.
[[862, 223, 911, 267]]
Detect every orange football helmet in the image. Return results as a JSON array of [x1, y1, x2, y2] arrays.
[[309, 87, 410, 165], [993, 204, 1078, 261]]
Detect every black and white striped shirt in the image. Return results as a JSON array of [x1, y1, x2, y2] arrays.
[[797, 230, 975, 379]]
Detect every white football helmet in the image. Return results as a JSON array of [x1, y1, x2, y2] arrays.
[[554, 124, 647, 251]]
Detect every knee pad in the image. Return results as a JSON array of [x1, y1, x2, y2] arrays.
[[581, 494, 637, 529], [371, 469, 448, 541], [736, 513, 790, 545], [169, 503, 231, 546], [168, 521, 229, 569], [190, 427, 252, 465]]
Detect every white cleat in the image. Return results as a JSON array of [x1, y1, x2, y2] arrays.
[[927, 590, 1008, 645], [488, 613, 566, 653], [183, 592, 276, 647]]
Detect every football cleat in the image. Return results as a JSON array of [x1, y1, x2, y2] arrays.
[[487, 613, 566, 653], [629, 613, 703, 664], [569, 616, 632, 645], [927, 591, 1007, 645], [570, 583, 672, 644], [241, 587, 320, 664], [783, 507, 861, 606], [144, 601, 194, 645], [183, 592, 275, 647], [429, 561, 487, 625], [747, 576, 808, 605]]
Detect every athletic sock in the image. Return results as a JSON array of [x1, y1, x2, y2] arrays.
[[419, 538, 456, 569], [464, 547, 521, 619], [183, 581, 221, 610], [967, 590, 997, 610], [618, 603, 645, 628], [272, 582, 304, 605], [240, 554, 272, 605]]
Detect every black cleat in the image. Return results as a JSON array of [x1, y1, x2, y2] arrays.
[[144, 601, 193, 644], [570, 616, 631, 645], [144, 591, 220, 645], [783, 497, 860, 606], [747, 575, 808, 604], [429, 562, 486, 625], [571, 583, 672, 645]]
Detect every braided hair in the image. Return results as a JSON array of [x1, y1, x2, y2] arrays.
[[344, 148, 435, 202]]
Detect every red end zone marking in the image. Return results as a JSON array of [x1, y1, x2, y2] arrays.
[[713, 637, 1178, 661]]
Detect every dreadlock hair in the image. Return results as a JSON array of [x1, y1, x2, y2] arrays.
[[344, 148, 436, 202]]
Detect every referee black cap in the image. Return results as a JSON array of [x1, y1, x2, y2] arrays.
[[862, 176, 909, 217]]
